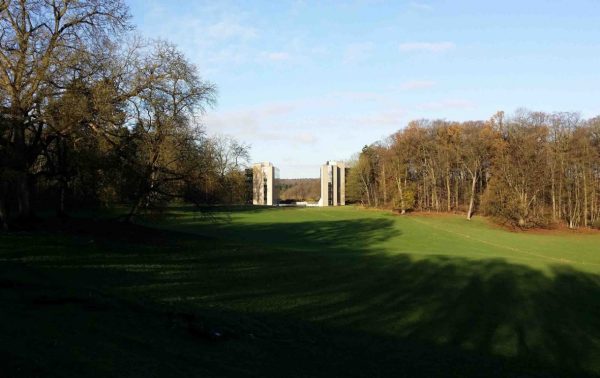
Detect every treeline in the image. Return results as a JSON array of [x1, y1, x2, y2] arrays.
[[0, 0, 249, 228], [347, 110, 600, 229], [278, 179, 320, 202]]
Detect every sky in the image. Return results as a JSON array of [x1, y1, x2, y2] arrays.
[[127, 0, 600, 178]]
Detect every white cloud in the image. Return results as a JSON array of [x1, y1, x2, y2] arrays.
[[203, 102, 322, 147], [259, 51, 291, 62], [290, 0, 307, 15], [408, 2, 433, 11], [260, 103, 297, 116], [207, 19, 258, 41], [294, 132, 317, 144], [205, 47, 250, 65], [300, 108, 407, 129], [354, 110, 406, 127], [417, 99, 475, 110], [400, 80, 436, 90], [204, 102, 297, 134], [135, 4, 261, 72], [238, 129, 316, 145], [399, 42, 455, 53], [343, 42, 374, 64], [331, 91, 386, 102], [204, 111, 258, 133]]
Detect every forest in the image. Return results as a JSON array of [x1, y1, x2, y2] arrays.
[[278, 178, 320, 202], [346, 110, 600, 229]]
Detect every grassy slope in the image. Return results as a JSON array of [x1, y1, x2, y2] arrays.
[[164, 206, 600, 273], [1, 207, 600, 377]]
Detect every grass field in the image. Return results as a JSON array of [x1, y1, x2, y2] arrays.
[[1, 206, 600, 377]]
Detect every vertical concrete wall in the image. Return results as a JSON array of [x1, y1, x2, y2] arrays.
[[272, 167, 280, 206], [266, 166, 274, 206], [320, 165, 328, 206], [332, 165, 338, 206], [252, 165, 263, 205], [339, 163, 345, 206], [252, 162, 279, 206], [320, 161, 346, 206]]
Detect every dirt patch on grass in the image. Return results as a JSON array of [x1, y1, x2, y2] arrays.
[[388, 209, 469, 218], [521, 223, 600, 236], [470, 215, 600, 235], [390, 209, 600, 235], [407, 211, 466, 218]]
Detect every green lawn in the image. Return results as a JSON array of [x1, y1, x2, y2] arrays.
[[1, 206, 600, 377]]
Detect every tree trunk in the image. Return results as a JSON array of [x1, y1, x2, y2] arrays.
[[0, 195, 7, 231], [583, 167, 589, 227], [446, 173, 451, 212], [15, 174, 31, 220], [454, 176, 459, 210], [429, 168, 439, 211], [382, 162, 387, 206], [467, 173, 477, 220], [58, 180, 67, 219], [396, 178, 405, 214], [361, 177, 371, 207], [12, 116, 32, 221], [125, 197, 141, 223], [551, 170, 557, 221], [559, 158, 564, 221]]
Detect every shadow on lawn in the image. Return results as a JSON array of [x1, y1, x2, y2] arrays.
[[156, 204, 291, 225], [226, 217, 401, 253], [167, 204, 286, 217], [1, 216, 600, 377], [169, 208, 402, 253]]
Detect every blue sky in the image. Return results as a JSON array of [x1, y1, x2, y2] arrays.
[[127, 0, 600, 178]]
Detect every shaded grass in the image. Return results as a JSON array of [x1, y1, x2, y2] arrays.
[[1, 207, 600, 376]]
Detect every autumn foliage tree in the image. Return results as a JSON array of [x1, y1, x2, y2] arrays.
[[347, 109, 600, 229]]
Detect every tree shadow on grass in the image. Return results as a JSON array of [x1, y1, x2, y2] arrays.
[[228, 217, 401, 253], [154, 205, 299, 227], [169, 214, 401, 255], [1, 217, 600, 376], [167, 204, 290, 217]]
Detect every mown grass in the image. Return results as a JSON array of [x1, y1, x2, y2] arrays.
[[1, 206, 600, 377], [160, 206, 600, 273]]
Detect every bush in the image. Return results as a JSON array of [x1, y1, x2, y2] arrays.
[[392, 189, 415, 213], [480, 181, 550, 229]]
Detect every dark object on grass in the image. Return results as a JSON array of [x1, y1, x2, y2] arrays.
[[168, 311, 230, 342]]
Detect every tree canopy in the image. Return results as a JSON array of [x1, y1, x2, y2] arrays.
[[347, 110, 600, 229]]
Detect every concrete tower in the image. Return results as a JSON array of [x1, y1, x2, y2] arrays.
[[319, 161, 345, 206], [248, 162, 279, 206]]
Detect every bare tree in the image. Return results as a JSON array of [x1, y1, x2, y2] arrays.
[[123, 41, 216, 220]]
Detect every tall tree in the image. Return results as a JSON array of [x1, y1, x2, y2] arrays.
[[0, 0, 130, 223], [461, 121, 495, 219], [123, 41, 216, 220]]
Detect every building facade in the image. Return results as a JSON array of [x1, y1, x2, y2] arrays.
[[319, 161, 345, 206], [246, 162, 280, 206]]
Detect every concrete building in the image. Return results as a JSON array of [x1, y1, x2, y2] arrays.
[[246, 162, 280, 206], [319, 161, 345, 206]]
